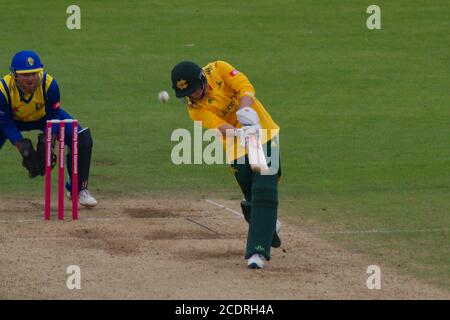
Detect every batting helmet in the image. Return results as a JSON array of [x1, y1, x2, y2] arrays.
[[10, 50, 44, 74], [171, 61, 206, 98]]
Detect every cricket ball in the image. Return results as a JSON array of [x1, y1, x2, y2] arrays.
[[158, 91, 170, 103]]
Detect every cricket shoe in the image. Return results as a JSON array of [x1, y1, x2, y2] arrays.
[[66, 189, 98, 208], [271, 219, 282, 248], [247, 254, 264, 269]]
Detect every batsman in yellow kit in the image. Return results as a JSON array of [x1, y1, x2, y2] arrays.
[[171, 60, 282, 269]]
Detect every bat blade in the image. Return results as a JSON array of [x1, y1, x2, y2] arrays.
[[246, 133, 269, 173]]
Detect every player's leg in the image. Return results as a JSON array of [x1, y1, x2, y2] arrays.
[[57, 109, 97, 207], [231, 138, 281, 268], [265, 137, 282, 249], [63, 116, 97, 207], [239, 187, 281, 250], [232, 138, 281, 236], [245, 169, 279, 261], [230, 161, 253, 224], [67, 127, 95, 207], [245, 138, 281, 268]]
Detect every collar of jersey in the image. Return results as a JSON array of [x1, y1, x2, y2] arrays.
[[18, 87, 35, 104]]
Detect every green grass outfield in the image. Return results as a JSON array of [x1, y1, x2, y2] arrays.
[[1, 1, 449, 291]]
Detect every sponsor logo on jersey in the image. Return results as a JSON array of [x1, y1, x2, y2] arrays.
[[229, 69, 239, 77]]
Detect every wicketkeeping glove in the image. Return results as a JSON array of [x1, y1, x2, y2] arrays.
[[16, 138, 41, 178]]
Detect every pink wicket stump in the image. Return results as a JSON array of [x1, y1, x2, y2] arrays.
[[58, 122, 65, 220], [44, 119, 79, 221], [71, 121, 79, 220], [44, 122, 53, 220]]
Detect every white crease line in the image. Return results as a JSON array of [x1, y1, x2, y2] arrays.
[[310, 228, 450, 235], [204, 199, 450, 235], [85, 217, 132, 222], [204, 199, 243, 218], [1, 235, 231, 242], [1, 237, 145, 241], [0, 219, 39, 223], [0, 217, 137, 224]]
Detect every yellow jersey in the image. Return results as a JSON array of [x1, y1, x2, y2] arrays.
[[0, 72, 61, 144], [187, 60, 279, 161], [0, 72, 59, 123]]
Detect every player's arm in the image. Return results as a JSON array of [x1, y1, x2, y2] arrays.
[[0, 93, 41, 177], [217, 61, 260, 127], [189, 106, 235, 138], [188, 103, 259, 141], [216, 61, 256, 109], [44, 77, 61, 119], [188, 102, 260, 141], [0, 93, 23, 145], [239, 95, 254, 110]]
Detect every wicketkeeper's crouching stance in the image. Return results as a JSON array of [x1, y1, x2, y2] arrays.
[[0, 50, 97, 207], [171, 60, 281, 269]]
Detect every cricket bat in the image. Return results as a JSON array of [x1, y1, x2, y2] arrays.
[[246, 132, 269, 173]]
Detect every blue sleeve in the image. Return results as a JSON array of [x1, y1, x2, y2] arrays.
[[0, 92, 22, 145], [45, 78, 61, 119]]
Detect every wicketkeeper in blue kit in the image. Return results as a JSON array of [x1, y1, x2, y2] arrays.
[[0, 50, 97, 207]]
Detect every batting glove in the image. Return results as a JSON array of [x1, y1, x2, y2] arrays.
[[236, 107, 260, 126], [234, 125, 261, 147]]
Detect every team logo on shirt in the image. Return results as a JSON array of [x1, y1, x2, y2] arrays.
[[204, 66, 213, 75], [27, 57, 35, 67], [255, 245, 265, 253], [177, 79, 188, 90]]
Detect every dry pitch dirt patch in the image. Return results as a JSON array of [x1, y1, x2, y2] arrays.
[[0, 196, 449, 299]]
